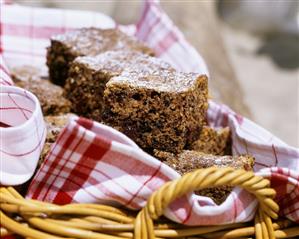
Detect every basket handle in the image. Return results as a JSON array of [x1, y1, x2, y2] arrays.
[[134, 167, 279, 239]]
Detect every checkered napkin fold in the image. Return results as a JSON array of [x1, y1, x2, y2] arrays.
[[1, 0, 299, 225]]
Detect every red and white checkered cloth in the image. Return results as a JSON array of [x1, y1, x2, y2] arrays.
[[0, 48, 45, 186], [0, 55, 13, 85], [1, 0, 298, 226], [0, 85, 45, 185]]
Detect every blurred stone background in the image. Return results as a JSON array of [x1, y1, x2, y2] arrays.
[[15, 0, 299, 147]]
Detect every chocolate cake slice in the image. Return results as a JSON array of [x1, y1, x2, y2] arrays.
[[103, 70, 208, 153], [154, 150, 254, 204], [47, 28, 155, 86]]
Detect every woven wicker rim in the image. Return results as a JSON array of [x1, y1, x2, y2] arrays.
[[1, 167, 298, 239]]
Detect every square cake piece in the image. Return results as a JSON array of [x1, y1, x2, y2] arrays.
[[154, 150, 254, 204], [102, 70, 208, 153], [64, 51, 173, 121], [47, 28, 155, 86]]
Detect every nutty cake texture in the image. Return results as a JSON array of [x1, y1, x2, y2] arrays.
[[64, 51, 174, 121], [103, 70, 208, 153], [190, 126, 231, 155], [47, 28, 155, 86], [154, 150, 254, 204], [11, 66, 71, 116]]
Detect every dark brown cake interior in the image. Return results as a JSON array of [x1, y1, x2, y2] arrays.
[[103, 71, 208, 153]]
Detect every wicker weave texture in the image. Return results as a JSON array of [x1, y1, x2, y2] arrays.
[[1, 167, 298, 239]]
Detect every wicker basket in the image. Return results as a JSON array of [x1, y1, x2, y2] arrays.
[[1, 167, 298, 239]]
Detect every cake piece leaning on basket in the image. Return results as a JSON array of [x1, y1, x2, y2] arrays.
[[155, 150, 254, 205], [64, 50, 173, 122], [47, 28, 155, 86]]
